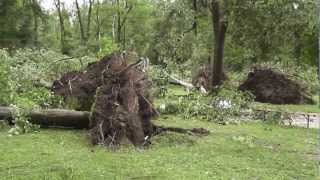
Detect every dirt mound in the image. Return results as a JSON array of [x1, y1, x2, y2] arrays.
[[239, 68, 313, 104]]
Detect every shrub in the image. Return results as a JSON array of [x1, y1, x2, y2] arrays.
[[149, 66, 170, 98], [210, 85, 254, 122], [0, 48, 96, 134], [159, 85, 254, 123], [8, 104, 40, 136], [0, 48, 96, 107], [97, 37, 119, 59]]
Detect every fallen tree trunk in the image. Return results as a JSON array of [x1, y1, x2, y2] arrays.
[[0, 106, 209, 137], [165, 72, 195, 90], [0, 106, 90, 129], [165, 72, 208, 94]]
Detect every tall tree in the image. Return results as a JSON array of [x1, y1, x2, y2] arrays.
[[115, 0, 133, 49], [192, 0, 198, 36], [94, 0, 102, 41], [0, 0, 41, 48], [31, 0, 43, 47], [54, 0, 67, 54], [75, 0, 85, 43], [75, 0, 94, 44], [209, 0, 227, 87], [86, 0, 94, 41]]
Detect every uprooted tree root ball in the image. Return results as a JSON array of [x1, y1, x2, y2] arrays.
[[192, 65, 227, 91], [239, 68, 314, 105], [51, 54, 115, 111], [52, 53, 209, 147], [88, 54, 156, 147]]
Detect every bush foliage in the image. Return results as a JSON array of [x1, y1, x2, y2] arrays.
[[159, 85, 254, 123], [0, 49, 97, 134]]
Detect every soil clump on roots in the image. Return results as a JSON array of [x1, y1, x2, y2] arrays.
[[51, 54, 114, 110], [239, 68, 313, 104]]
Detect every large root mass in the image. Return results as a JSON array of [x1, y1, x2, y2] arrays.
[[239, 68, 313, 104], [88, 54, 156, 147], [52, 53, 209, 147]]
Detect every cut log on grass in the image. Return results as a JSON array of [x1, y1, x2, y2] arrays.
[[0, 106, 89, 129]]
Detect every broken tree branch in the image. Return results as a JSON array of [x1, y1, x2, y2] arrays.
[[164, 72, 195, 90]]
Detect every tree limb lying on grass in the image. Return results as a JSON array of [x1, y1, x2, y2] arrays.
[[0, 106, 209, 136], [165, 72, 208, 94]]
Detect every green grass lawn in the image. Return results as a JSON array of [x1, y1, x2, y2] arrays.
[[0, 86, 318, 179], [0, 116, 318, 180]]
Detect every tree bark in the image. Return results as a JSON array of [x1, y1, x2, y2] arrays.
[[210, 0, 228, 88]]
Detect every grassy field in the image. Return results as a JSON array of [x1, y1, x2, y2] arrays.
[[0, 86, 318, 179], [0, 115, 318, 180]]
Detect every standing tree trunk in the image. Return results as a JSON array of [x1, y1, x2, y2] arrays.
[[31, 0, 39, 47], [86, 0, 94, 42], [95, 0, 102, 52], [294, 31, 301, 65], [116, 0, 121, 44], [122, 0, 127, 49], [209, 0, 228, 88], [33, 14, 38, 46], [112, 0, 116, 41], [193, 0, 198, 36], [115, 0, 133, 49], [54, 0, 67, 54], [75, 0, 86, 43]]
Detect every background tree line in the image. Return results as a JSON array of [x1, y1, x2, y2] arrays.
[[0, 0, 317, 86]]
